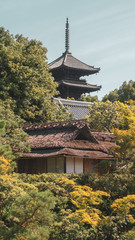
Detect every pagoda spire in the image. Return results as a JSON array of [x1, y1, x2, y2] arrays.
[[65, 18, 69, 53]]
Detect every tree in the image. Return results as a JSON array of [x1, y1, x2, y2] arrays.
[[0, 120, 13, 159], [86, 100, 135, 167], [78, 94, 99, 102], [0, 176, 55, 240], [112, 103, 135, 166], [69, 185, 110, 227], [111, 194, 135, 224], [18, 173, 135, 240], [0, 100, 30, 158], [102, 89, 119, 102], [102, 80, 135, 102], [0, 27, 71, 123], [86, 101, 133, 132], [113, 125, 135, 166]]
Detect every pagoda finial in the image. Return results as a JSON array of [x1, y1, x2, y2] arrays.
[[65, 18, 69, 53]]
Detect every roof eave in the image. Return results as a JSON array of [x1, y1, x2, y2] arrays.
[[50, 65, 100, 75], [60, 82, 102, 91]]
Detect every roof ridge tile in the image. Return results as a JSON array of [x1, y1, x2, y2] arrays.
[[23, 119, 87, 131]]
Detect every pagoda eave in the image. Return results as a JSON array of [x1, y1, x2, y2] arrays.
[[60, 81, 101, 92], [51, 65, 100, 76], [49, 52, 100, 75]]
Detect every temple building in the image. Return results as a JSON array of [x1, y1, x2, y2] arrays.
[[18, 120, 115, 174], [49, 18, 101, 100]]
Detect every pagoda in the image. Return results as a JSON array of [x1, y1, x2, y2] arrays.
[[49, 18, 101, 100]]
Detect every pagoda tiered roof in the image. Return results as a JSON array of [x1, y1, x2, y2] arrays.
[[49, 18, 101, 99], [49, 52, 100, 75]]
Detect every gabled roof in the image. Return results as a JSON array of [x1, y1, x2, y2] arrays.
[[49, 52, 100, 74], [23, 120, 115, 154]]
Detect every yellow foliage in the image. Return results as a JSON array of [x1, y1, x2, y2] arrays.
[[111, 101, 135, 161], [70, 185, 110, 207], [0, 155, 12, 176], [111, 194, 135, 223], [69, 209, 101, 227], [69, 185, 110, 227], [112, 125, 135, 160], [60, 177, 76, 186]]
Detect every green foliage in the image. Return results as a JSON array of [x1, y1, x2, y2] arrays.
[[130, 151, 135, 174], [0, 27, 71, 123], [2, 172, 135, 239], [86, 100, 135, 167], [103, 89, 119, 102], [86, 100, 134, 132], [50, 215, 91, 240], [0, 100, 30, 158], [0, 120, 5, 136], [0, 175, 55, 240], [18, 173, 135, 240], [17, 174, 100, 239], [73, 174, 135, 239], [123, 227, 135, 240], [75, 173, 135, 200], [78, 94, 99, 102], [111, 101, 135, 165], [0, 120, 13, 159], [111, 195, 135, 223], [102, 80, 135, 102]]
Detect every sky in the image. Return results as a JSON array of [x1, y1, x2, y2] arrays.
[[0, 0, 135, 100]]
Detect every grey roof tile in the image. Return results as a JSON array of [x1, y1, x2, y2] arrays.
[[53, 97, 91, 120]]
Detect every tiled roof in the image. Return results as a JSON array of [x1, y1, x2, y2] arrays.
[[53, 98, 91, 119], [49, 52, 100, 74]]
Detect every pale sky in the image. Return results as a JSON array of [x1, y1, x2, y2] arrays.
[[0, 0, 135, 99]]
